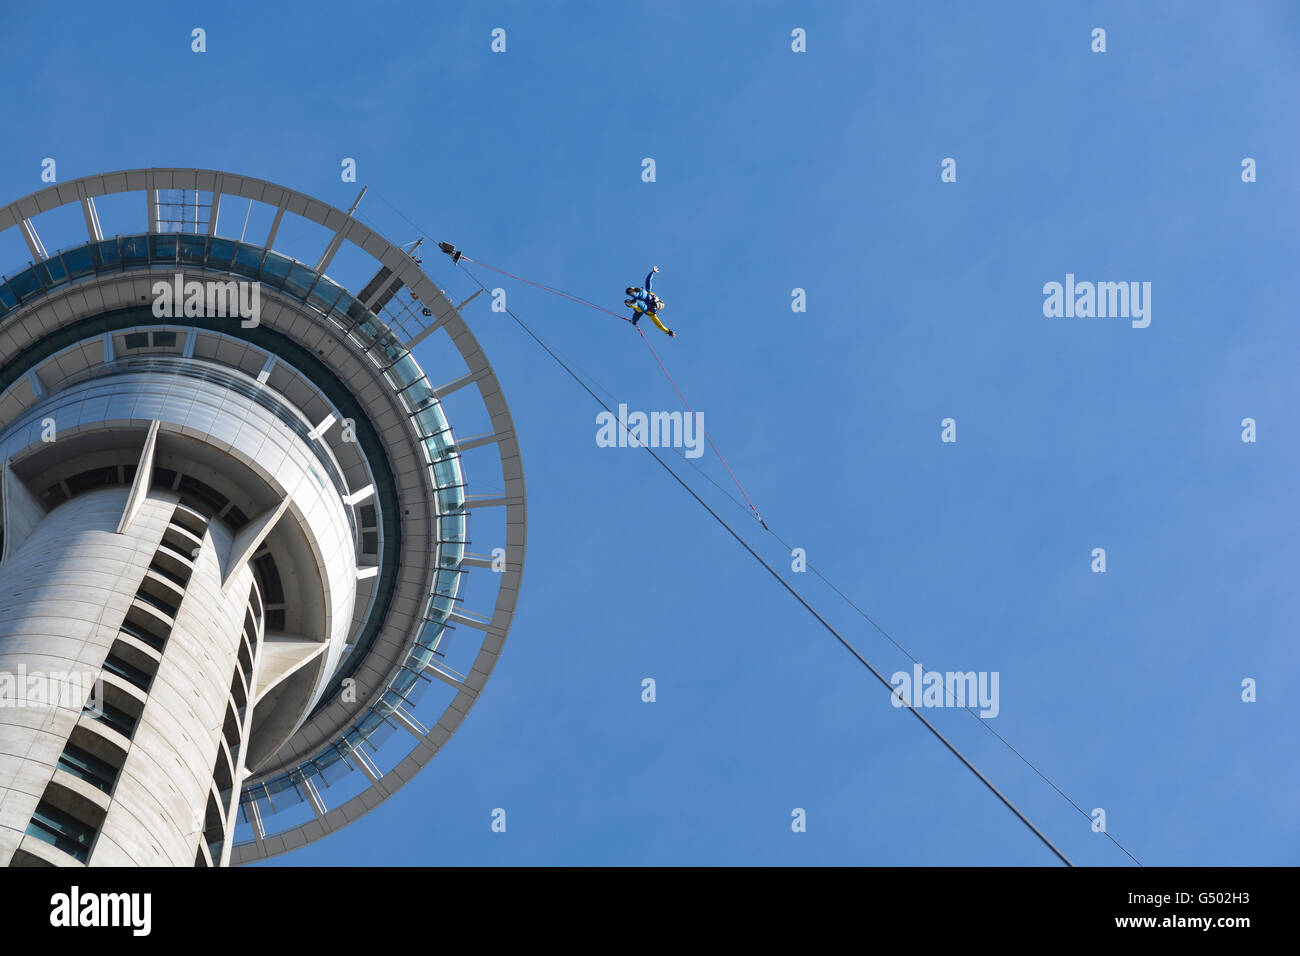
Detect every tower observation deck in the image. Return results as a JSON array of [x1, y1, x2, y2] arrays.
[[0, 169, 526, 866]]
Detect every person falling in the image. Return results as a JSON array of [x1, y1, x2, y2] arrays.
[[625, 265, 675, 338]]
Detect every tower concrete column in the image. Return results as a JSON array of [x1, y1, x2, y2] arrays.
[[0, 168, 527, 864], [0, 488, 173, 863]]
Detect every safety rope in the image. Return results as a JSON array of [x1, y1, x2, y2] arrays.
[[635, 326, 766, 526], [519, 310, 1144, 866], [355, 199, 1140, 865], [456, 259, 1074, 867], [461, 253, 767, 526], [460, 256, 632, 323]]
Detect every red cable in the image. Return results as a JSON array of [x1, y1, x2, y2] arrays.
[[461, 257, 632, 323], [461, 253, 766, 527], [636, 327, 765, 526]]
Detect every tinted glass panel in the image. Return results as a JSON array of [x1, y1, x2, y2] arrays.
[[412, 404, 448, 436], [386, 355, 422, 389], [374, 335, 405, 365], [308, 278, 343, 313], [85, 699, 138, 738], [42, 257, 68, 284], [121, 235, 149, 266], [402, 380, 437, 411], [432, 457, 461, 487], [150, 235, 178, 262], [207, 237, 236, 268], [179, 235, 208, 263], [345, 297, 369, 323], [284, 263, 316, 298], [102, 654, 151, 692], [26, 803, 95, 862], [260, 252, 293, 288], [93, 238, 121, 268], [8, 268, 42, 300], [354, 315, 382, 346], [232, 244, 263, 277], [57, 743, 119, 793], [62, 247, 94, 277]]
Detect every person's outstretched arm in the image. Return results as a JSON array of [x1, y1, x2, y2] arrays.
[[645, 267, 656, 295]]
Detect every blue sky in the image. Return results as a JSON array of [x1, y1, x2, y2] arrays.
[[1, 0, 1297, 865]]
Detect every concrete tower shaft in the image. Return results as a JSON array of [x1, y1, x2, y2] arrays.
[[0, 488, 174, 865], [0, 169, 527, 865], [0, 359, 356, 866]]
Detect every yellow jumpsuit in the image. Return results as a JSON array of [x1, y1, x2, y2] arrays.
[[632, 299, 672, 336]]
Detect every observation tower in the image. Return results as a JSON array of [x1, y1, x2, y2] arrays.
[[0, 169, 526, 866]]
